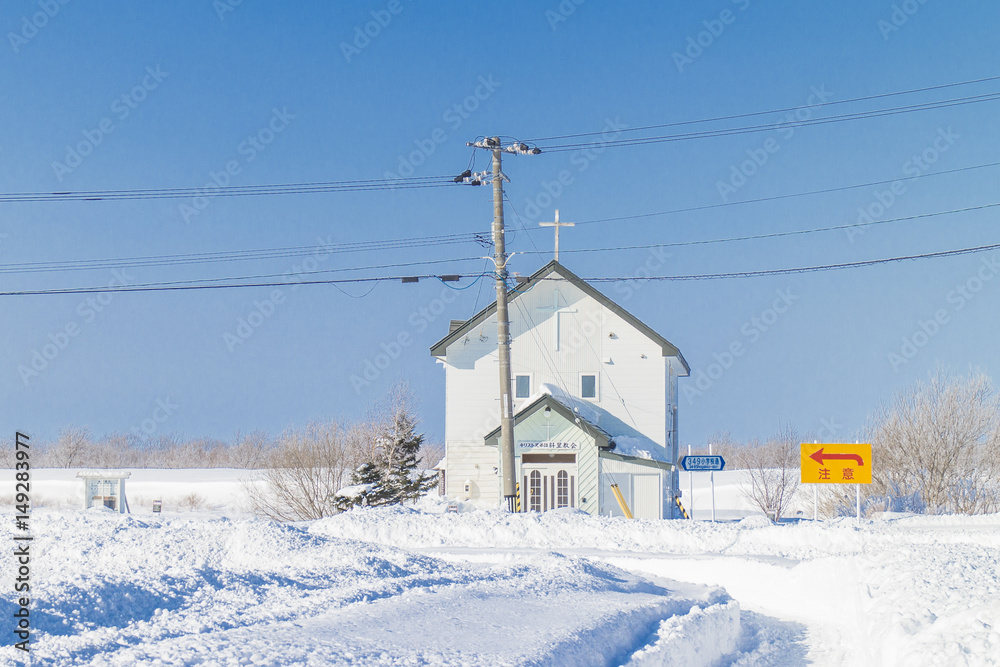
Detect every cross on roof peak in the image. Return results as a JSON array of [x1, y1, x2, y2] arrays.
[[539, 209, 575, 261]]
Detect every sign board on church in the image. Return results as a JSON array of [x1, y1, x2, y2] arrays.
[[680, 455, 725, 471], [800, 443, 872, 484], [517, 441, 579, 452]]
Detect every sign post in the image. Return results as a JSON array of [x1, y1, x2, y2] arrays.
[[709, 443, 716, 523], [800, 443, 872, 524], [687, 444, 692, 518], [679, 454, 726, 522]]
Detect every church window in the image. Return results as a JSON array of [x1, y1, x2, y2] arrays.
[[556, 470, 569, 508], [529, 470, 542, 512]]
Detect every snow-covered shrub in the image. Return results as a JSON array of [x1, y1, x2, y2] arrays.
[[867, 369, 1000, 515], [178, 493, 207, 511], [244, 421, 356, 521]]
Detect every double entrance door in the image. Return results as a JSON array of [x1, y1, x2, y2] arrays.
[[521, 453, 576, 512]]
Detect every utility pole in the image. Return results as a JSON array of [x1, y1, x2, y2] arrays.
[[461, 137, 541, 512], [491, 141, 516, 513]]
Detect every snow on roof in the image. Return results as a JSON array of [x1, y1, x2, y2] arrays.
[[520, 383, 671, 464], [610, 436, 669, 463], [76, 470, 132, 479], [528, 382, 604, 426]]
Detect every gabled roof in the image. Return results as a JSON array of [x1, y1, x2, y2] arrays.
[[482, 393, 614, 448], [483, 391, 674, 467], [430, 261, 690, 374]]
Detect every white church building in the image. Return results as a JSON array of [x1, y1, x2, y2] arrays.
[[431, 260, 690, 519]]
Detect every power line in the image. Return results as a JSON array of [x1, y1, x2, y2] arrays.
[[518, 202, 1000, 256], [558, 160, 1000, 228], [6, 158, 995, 277], [9, 157, 992, 277], [503, 192, 542, 254], [0, 273, 475, 297], [6, 196, 994, 286], [0, 232, 491, 275], [0, 175, 459, 204], [536, 91, 1000, 152], [524, 74, 1000, 143], [575, 242, 1000, 282], [7, 77, 995, 205], [61, 256, 488, 290], [3, 241, 997, 296]]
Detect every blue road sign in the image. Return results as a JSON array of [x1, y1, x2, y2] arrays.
[[680, 455, 726, 472]]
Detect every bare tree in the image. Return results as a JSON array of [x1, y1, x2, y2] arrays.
[[229, 430, 272, 469], [92, 433, 140, 468], [143, 434, 182, 467], [867, 369, 1000, 515], [735, 426, 801, 522], [48, 427, 93, 468], [418, 441, 445, 471], [695, 431, 743, 468], [244, 422, 357, 521]]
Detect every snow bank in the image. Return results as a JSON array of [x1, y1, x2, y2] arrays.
[[0, 511, 733, 666], [4, 469, 999, 665], [317, 505, 1000, 665], [623, 600, 741, 666]]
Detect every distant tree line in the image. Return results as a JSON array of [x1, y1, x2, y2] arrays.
[[0, 429, 264, 470]]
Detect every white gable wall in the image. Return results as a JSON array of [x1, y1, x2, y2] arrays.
[[445, 278, 667, 444], [441, 274, 679, 509]]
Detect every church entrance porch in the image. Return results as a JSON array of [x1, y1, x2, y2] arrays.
[[521, 453, 576, 512]]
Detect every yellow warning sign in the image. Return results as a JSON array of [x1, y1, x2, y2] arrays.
[[800, 443, 872, 484]]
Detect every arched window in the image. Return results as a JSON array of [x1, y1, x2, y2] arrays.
[[556, 470, 569, 508], [529, 470, 542, 512]]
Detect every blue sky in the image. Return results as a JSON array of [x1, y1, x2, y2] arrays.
[[2, 0, 998, 448]]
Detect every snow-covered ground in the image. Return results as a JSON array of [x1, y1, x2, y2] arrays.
[[2, 469, 999, 665]]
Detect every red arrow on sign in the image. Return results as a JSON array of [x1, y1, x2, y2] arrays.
[[809, 448, 865, 466]]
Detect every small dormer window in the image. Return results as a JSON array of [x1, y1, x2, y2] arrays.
[[581, 374, 597, 399]]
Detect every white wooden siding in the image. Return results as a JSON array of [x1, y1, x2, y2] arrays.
[[599, 456, 666, 519], [445, 278, 667, 446], [631, 474, 661, 520], [444, 441, 499, 505], [441, 274, 680, 517]]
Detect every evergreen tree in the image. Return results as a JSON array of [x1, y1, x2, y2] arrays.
[[377, 408, 438, 504], [333, 461, 389, 511], [333, 391, 437, 511]]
